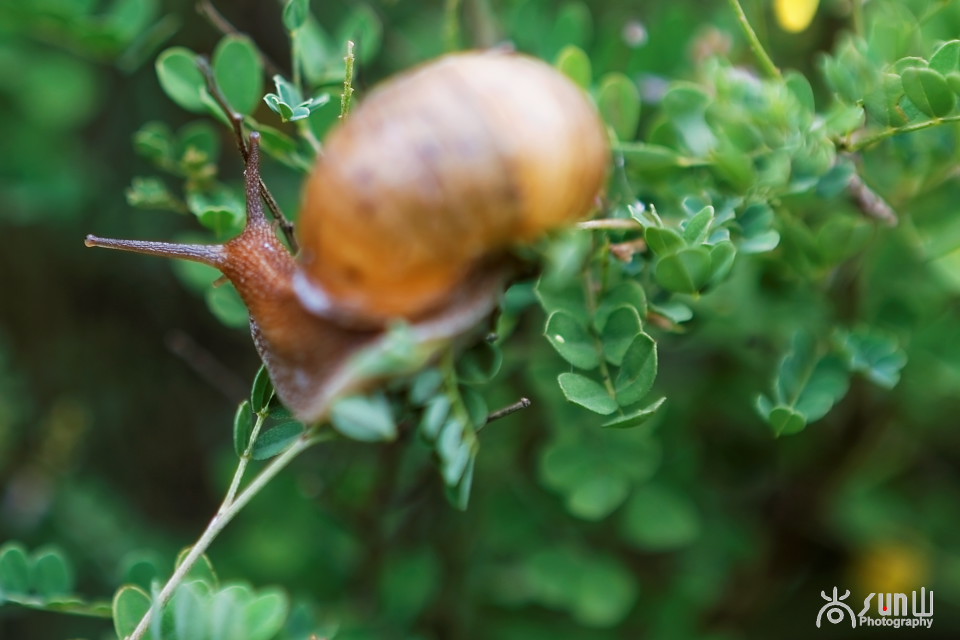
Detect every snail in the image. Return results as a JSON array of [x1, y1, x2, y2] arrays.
[[86, 51, 610, 423]]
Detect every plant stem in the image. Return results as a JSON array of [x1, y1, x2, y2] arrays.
[[444, 0, 463, 51], [726, 0, 781, 79], [577, 219, 643, 231], [128, 430, 330, 640], [846, 114, 960, 151], [851, 0, 863, 35], [340, 42, 355, 120]]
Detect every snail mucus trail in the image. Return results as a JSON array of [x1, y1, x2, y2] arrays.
[[85, 51, 610, 424]]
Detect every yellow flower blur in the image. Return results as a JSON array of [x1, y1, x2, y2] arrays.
[[774, 0, 820, 33]]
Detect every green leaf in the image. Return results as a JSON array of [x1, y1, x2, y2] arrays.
[[409, 368, 444, 406], [602, 397, 666, 429], [930, 40, 960, 75], [113, 586, 154, 640], [766, 404, 807, 436], [250, 366, 274, 413], [619, 142, 685, 170], [571, 557, 638, 628], [557, 373, 618, 415], [708, 241, 737, 284], [210, 586, 247, 640], [535, 276, 591, 327], [554, 44, 591, 88], [655, 247, 712, 293], [282, 0, 310, 31], [246, 588, 289, 640], [817, 216, 871, 263], [174, 549, 218, 587], [795, 355, 849, 422], [839, 328, 907, 389], [738, 229, 780, 254], [567, 474, 630, 521], [863, 73, 908, 127], [822, 102, 865, 137], [0, 543, 31, 597], [172, 582, 208, 640], [126, 176, 180, 211], [600, 306, 642, 366], [213, 36, 264, 116], [545, 311, 600, 370], [461, 386, 489, 429], [785, 70, 815, 113], [419, 395, 451, 441], [597, 72, 640, 140], [644, 227, 686, 256], [901, 67, 956, 118], [457, 342, 503, 385], [682, 205, 714, 245], [133, 121, 173, 166], [206, 283, 249, 329], [622, 485, 700, 551], [186, 186, 243, 235], [614, 333, 657, 406], [595, 280, 647, 331], [438, 417, 476, 486], [252, 421, 305, 460], [947, 71, 960, 96], [233, 400, 254, 457], [445, 454, 476, 511], [156, 47, 206, 113], [331, 393, 397, 442], [31, 549, 73, 597], [650, 300, 692, 324]]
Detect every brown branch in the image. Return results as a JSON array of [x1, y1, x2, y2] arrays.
[[848, 172, 898, 227], [486, 397, 532, 424], [196, 56, 300, 252], [196, 0, 285, 77]]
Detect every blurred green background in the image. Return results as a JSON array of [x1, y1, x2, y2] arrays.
[[2, 0, 960, 638]]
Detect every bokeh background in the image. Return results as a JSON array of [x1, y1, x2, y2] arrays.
[[2, 0, 960, 638]]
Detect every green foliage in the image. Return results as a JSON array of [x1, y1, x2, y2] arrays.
[[8, 0, 960, 638], [111, 554, 303, 640]]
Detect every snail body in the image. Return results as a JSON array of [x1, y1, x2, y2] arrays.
[[86, 51, 610, 422]]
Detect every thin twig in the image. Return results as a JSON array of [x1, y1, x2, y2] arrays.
[[196, 56, 299, 251], [340, 41, 355, 120], [726, 0, 781, 80], [848, 172, 898, 227], [844, 113, 960, 152], [577, 218, 644, 231], [165, 330, 248, 401], [486, 398, 531, 424], [610, 238, 648, 261], [444, 0, 463, 52], [196, 0, 285, 77], [129, 431, 330, 640]]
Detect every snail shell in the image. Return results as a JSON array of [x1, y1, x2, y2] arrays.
[[295, 51, 610, 322]]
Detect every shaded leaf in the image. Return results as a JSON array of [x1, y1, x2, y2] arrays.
[[597, 72, 640, 140], [602, 397, 666, 429], [554, 44, 591, 88], [557, 373, 617, 415], [545, 311, 600, 370], [252, 422, 306, 460], [614, 333, 657, 406], [156, 47, 206, 113], [331, 393, 396, 442]]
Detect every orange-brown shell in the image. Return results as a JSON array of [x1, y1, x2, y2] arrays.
[[297, 51, 610, 321]]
